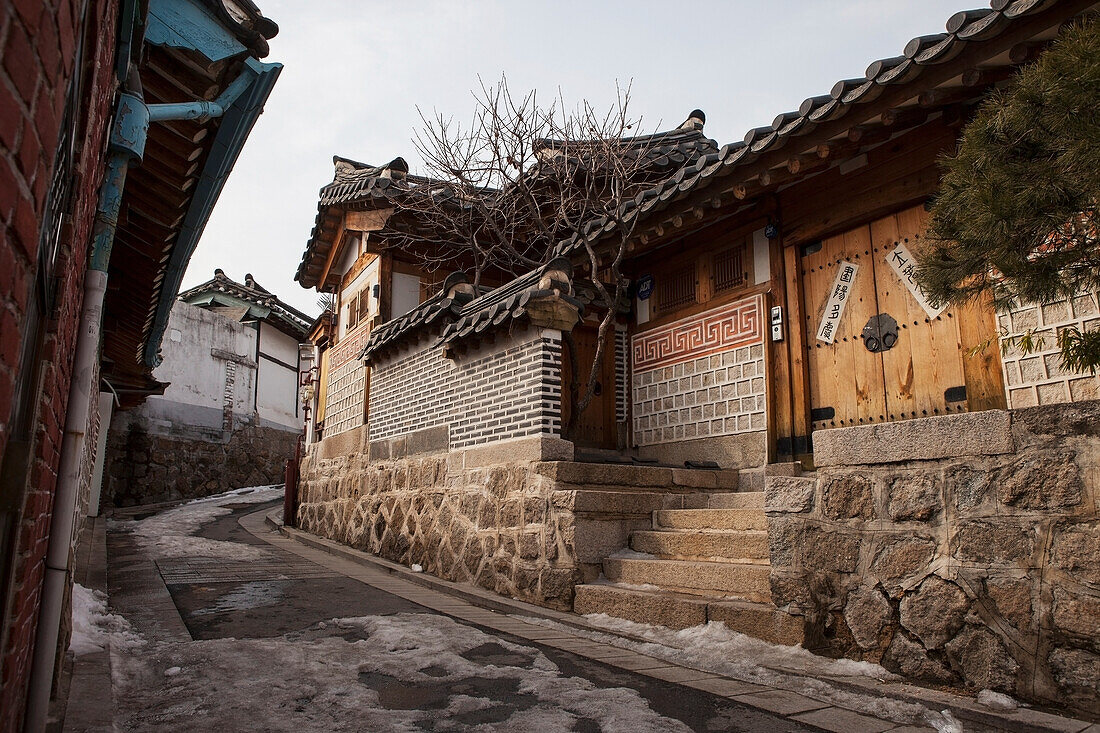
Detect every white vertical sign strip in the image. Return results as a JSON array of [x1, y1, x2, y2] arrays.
[[816, 261, 859, 344], [886, 242, 947, 318]]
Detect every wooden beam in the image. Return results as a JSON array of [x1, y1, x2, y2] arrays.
[[881, 106, 929, 128], [917, 87, 978, 109], [1009, 41, 1046, 64], [962, 66, 1015, 87], [846, 124, 893, 146]]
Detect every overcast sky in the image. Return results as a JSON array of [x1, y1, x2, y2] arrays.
[[183, 0, 969, 318]]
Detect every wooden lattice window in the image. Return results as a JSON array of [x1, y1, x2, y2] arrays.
[[655, 263, 696, 313], [713, 241, 750, 294]]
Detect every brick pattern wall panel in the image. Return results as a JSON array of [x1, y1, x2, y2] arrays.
[[631, 295, 765, 446], [368, 329, 562, 449], [324, 324, 369, 436], [999, 290, 1100, 408], [615, 328, 628, 423], [368, 337, 455, 441]]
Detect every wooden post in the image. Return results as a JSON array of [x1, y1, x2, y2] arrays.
[[379, 253, 393, 323], [782, 240, 812, 465]]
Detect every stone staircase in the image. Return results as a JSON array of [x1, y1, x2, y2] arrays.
[[573, 477, 805, 646]]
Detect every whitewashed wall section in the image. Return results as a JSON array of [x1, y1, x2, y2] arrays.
[[999, 290, 1100, 407], [631, 295, 766, 446]]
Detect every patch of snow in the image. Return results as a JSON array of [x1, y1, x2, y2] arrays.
[[69, 583, 144, 656], [112, 612, 691, 732], [977, 689, 1021, 711], [163, 666, 181, 676], [111, 485, 282, 561], [410, 564, 423, 573], [519, 613, 960, 728], [607, 548, 656, 559], [930, 709, 964, 733]]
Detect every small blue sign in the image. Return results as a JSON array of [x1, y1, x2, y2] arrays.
[[637, 274, 654, 301]]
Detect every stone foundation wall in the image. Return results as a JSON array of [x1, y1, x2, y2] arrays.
[[103, 424, 298, 506], [296, 438, 581, 610], [766, 402, 1100, 714]]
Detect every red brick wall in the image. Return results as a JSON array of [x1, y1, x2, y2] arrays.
[[0, 0, 118, 729]]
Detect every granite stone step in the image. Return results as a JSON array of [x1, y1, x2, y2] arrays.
[[603, 557, 771, 602], [654, 508, 768, 531], [534, 461, 739, 490], [630, 529, 769, 560], [574, 584, 803, 645], [701, 491, 764, 510]]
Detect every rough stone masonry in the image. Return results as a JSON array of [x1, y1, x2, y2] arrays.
[[765, 400, 1100, 715]]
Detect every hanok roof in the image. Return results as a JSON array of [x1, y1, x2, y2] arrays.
[[178, 269, 312, 339], [295, 157, 474, 291], [101, 0, 281, 405], [295, 111, 717, 292], [550, 0, 1096, 259], [359, 271, 479, 364], [534, 110, 717, 179], [358, 258, 580, 365], [438, 257, 582, 354]]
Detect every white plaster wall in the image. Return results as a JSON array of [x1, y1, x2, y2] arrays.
[[392, 271, 420, 318], [338, 258, 379, 341], [257, 321, 302, 430], [118, 301, 257, 435]]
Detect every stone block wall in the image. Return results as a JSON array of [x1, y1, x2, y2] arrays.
[[102, 424, 298, 507], [766, 402, 1100, 714], [369, 327, 563, 450], [631, 295, 766, 449], [1000, 290, 1100, 408], [296, 446, 580, 610]]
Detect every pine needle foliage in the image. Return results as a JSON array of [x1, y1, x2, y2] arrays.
[[918, 18, 1100, 371]]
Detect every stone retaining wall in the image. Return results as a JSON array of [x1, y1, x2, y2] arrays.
[[295, 434, 732, 611], [296, 437, 581, 610], [766, 401, 1099, 714], [103, 424, 298, 506]]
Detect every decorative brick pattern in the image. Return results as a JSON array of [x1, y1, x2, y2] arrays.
[[369, 328, 562, 449], [324, 324, 369, 436], [632, 295, 762, 371], [615, 327, 628, 423], [999, 290, 1100, 408], [631, 296, 766, 447]]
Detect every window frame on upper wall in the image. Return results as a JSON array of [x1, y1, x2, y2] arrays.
[[641, 230, 760, 330]]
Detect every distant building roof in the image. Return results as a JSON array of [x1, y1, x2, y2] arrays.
[[179, 269, 312, 339]]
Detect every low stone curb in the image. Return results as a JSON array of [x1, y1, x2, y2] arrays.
[[262, 510, 1097, 733]]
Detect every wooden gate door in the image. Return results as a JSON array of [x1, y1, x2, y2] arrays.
[[561, 323, 617, 450], [801, 205, 1005, 435]]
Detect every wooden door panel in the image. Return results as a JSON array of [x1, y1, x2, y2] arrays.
[[801, 204, 1007, 445], [870, 207, 967, 421], [803, 225, 886, 431], [562, 325, 617, 449]]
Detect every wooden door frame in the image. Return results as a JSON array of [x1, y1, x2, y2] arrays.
[[560, 320, 618, 450]]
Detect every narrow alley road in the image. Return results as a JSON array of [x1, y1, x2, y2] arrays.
[[64, 487, 1086, 733], [75, 488, 815, 732]]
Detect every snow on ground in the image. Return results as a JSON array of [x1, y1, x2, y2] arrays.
[[976, 689, 1022, 711], [69, 583, 144, 656], [110, 485, 282, 560], [524, 613, 965, 732], [111, 612, 692, 732]]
